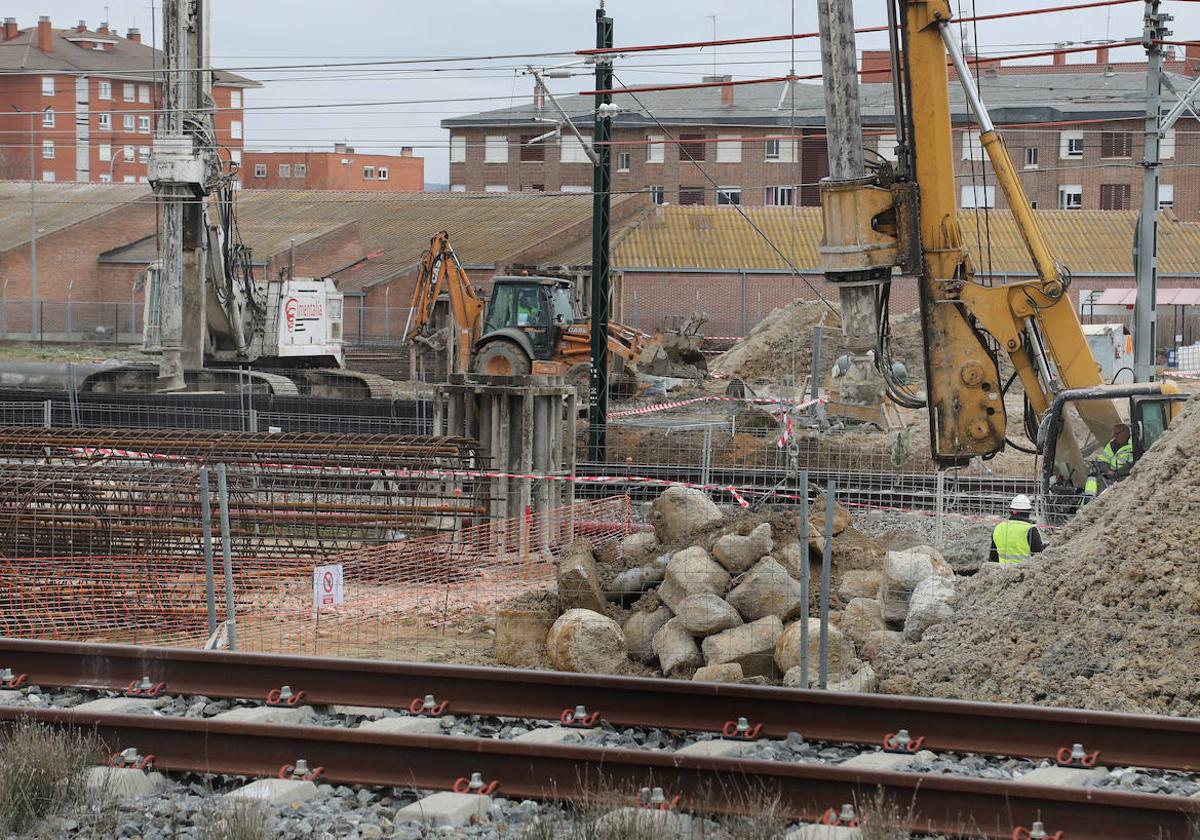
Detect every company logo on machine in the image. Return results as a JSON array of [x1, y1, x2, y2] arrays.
[[284, 296, 324, 334]]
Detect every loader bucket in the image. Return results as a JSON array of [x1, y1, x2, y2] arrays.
[[637, 331, 708, 379]]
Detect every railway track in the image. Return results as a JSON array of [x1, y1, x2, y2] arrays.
[[1, 639, 1198, 838]]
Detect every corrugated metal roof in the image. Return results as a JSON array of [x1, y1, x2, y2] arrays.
[[1095, 288, 1200, 306], [0, 182, 150, 253], [614, 206, 1200, 277]]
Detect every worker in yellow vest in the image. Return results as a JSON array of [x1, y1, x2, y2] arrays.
[[989, 494, 1046, 566], [1098, 423, 1134, 480]]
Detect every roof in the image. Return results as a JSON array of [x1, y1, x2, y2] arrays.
[[1094, 288, 1200, 306], [0, 24, 257, 86], [443, 70, 1179, 130], [613, 206, 1200, 277], [0, 182, 150, 253]]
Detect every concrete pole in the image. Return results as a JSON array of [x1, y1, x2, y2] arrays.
[[157, 0, 187, 390]]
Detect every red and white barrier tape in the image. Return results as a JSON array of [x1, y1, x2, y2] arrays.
[[607, 395, 827, 421], [1165, 369, 1200, 381]]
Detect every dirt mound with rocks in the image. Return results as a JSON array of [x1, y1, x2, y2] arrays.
[[881, 398, 1200, 715]]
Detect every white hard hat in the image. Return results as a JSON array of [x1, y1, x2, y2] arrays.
[[1010, 494, 1033, 511]]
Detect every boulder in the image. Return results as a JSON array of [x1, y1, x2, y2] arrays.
[[809, 528, 887, 576], [546, 609, 628, 674], [838, 597, 886, 647], [674, 594, 743, 636], [782, 666, 810, 689], [712, 523, 774, 574], [622, 607, 673, 664], [775, 541, 811, 582], [618, 532, 660, 564], [607, 556, 669, 602], [940, 522, 995, 574], [809, 492, 852, 537], [692, 663, 744, 683], [903, 575, 955, 642], [656, 547, 730, 613], [907, 545, 954, 580], [650, 486, 723, 545], [495, 597, 557, 668], [878, 547, 938, 625], [701, 616, 784, 678], [726, 558, 804, 622], [828, 662, 879, 694], [860, 629, 904, 664], [556, 540, 606, 613], [838, 570, 882, 602], [652, 617, 703, 678], [774, 618, 860, 681]]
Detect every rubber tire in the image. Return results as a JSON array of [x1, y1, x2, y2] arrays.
[[474, 340, 532, 377]]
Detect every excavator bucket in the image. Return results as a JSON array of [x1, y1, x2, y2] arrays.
[[637, 315, 709, 379]]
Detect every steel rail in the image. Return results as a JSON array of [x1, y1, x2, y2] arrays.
[[2, 639, 1198, 774], [0, 706, 1194, 840]]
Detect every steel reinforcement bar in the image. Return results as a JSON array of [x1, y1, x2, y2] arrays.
[[0, 706, 1195, 840], [2, 639, 1198, 774]]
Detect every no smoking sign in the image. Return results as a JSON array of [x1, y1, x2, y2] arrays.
[[313, 564, 344, 610]]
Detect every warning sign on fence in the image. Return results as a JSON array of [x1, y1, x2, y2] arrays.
[[313, 564, 344, 610]]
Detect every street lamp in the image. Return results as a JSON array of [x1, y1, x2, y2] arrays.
[[12, 104, 49, 341], [109, 145, 127, 182]]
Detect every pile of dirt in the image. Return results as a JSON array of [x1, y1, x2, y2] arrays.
[[881, 398, 1200, 715]]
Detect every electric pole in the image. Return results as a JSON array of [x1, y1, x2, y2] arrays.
[[587, 4, 613, 461], [1133, 0, 1171, 382]]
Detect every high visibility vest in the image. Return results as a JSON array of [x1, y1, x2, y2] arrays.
[[1082, 475, 1099, 505], [1099, 439, 1133, 470], [992, 519, 1034, 565]]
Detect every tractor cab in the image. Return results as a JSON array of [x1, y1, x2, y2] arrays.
[[482, 276, 576, 361]]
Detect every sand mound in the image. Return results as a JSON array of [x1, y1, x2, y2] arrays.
[[881, 398, 1200, 715]]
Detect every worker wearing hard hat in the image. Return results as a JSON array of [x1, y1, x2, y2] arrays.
[[988, 495, 1046, 566], [1098, 423, 1134, 480]]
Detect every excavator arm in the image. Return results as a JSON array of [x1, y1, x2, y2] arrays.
[[406, 231, 485, 375]]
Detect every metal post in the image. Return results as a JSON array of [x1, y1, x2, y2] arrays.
[[1134, 0, 1170, 382], [383, 285, 390, 342], [42, 399, 52, 429], [934, 469, 946, 550], [819, 480, 834, 689], [810, 323, 824, 401], [199, 467, 218, 636], [216, 463, 237, 650], [2, 279, 8, 338], [288, 237, 296, 280], [29, 109, 39, 342], [701, 426, 713, 487], [66, 280, 74, 339], [739, 269, 748, 336], [587, 3, 614, 462], [798, 471, 811, 690]]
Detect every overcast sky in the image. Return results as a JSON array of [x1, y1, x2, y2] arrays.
[[9, 1, 1199, 183]]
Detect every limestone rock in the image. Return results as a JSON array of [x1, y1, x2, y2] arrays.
[[838, 597, 886, 647], [650, 486, 723, 545], [712, 523, 774, 573], [656, 546, 730, 613], [940, 522, 995, 574], [546, 609, 628, 674], [622, 607, 673, 664], [693, 663, 744, 682], [838, 570, 882, 602], [556, 540, 606, 613], [726, 557, 804, 622], [810, 492, 852, 537], [701, 615, 784, 678], [674, 593, 743, 636], [775, 541, 811, 582], [878, 547, 938, 625], [861, 629, 904, 664], [903, 575, 955, 642], [495, 599, 557, 669], [828, 662, 879, 693], [607, 556, 669, 602], [619, 532, 660, 564], [774, 618, 860, 681], [653, 617, 703, 678]]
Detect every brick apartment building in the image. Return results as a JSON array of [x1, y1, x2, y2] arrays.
[[443, 45, 1200, 219], [0, 15, 256, 184], [242, 143, 424, 191]]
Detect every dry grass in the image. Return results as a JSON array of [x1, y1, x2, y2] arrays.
[[0, 720, 105, 836], [197, 797, 272, 840]]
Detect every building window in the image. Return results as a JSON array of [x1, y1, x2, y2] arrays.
[[42, 141, 55, 159], [99, 143, 112, 162], [877, 134, 898, 162], [764, 137, 796, 163], [98, 80, 112, 100], [1058, 184, 1083, 209], [646, 134, 664, 164], [42, 171, 56, 182], [42, 76, 55, 96], [716, 186, 742, 206], [294, 163, 306, 178], [764, 185, 797, 206], [123, 83, 135, 102], [138, 145, 150, 163], [716, 134, 742, 163], [1100, 131, 1133, 159], [138, 115, 150, 133], [450, 184, 467, 192], [1099, 183, 1131, 210], [254, 163, 266, 178], [138, 85, 150, 103], [124, 144, 135, 162], [1060, 131, 1084, 159], [123, 114, 135, 131], [960, 185, 996, 208], [678, 133, 706, 161], [484, 184, 509, 192], [362, 166, 375, 180], [962, 133, 986, 161], [450, 135, 467, 163], [650, 185, 664, 205], [280, 164, 291, 178], [99, 173, 112, 183], [378, 167, 388, 181], [1024, 147, 1039, 169], [484, 135, 508, 164], [560, 134, 591, 164], [123, 175, 135, 183], [42, 110, 54, 128], [520, 183, 545, 192], [1162, 128, 1176, 160], [561, 185, 591, 193], [98, 113, 111, 131], [230, 121, 242, 140], [519, 134, 545, 162], [230, 149, 242, 165], [1158, 183, 1175, 210], [616, 151, 631, 172], [678, 186, 706, 205], [230, 90, 242, 109]]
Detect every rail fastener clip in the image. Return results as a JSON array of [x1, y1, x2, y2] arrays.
[[110, 747, 155, 771], [882, 728, 926, 754], [819, 804, 859, 827], [720, 716, 763, 740], [1013, 820, 1064, 840], [408, 694, 449, 716], [1055, 742, 1101, 768], [0, 668, 27, 689], [266, 685, 306, 707], [635, 786, 681, 812], [125, 675, 167, 698], [453, 772, 499, 796], [560, 704, 601, 728], [279, 759, 324, 782]]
